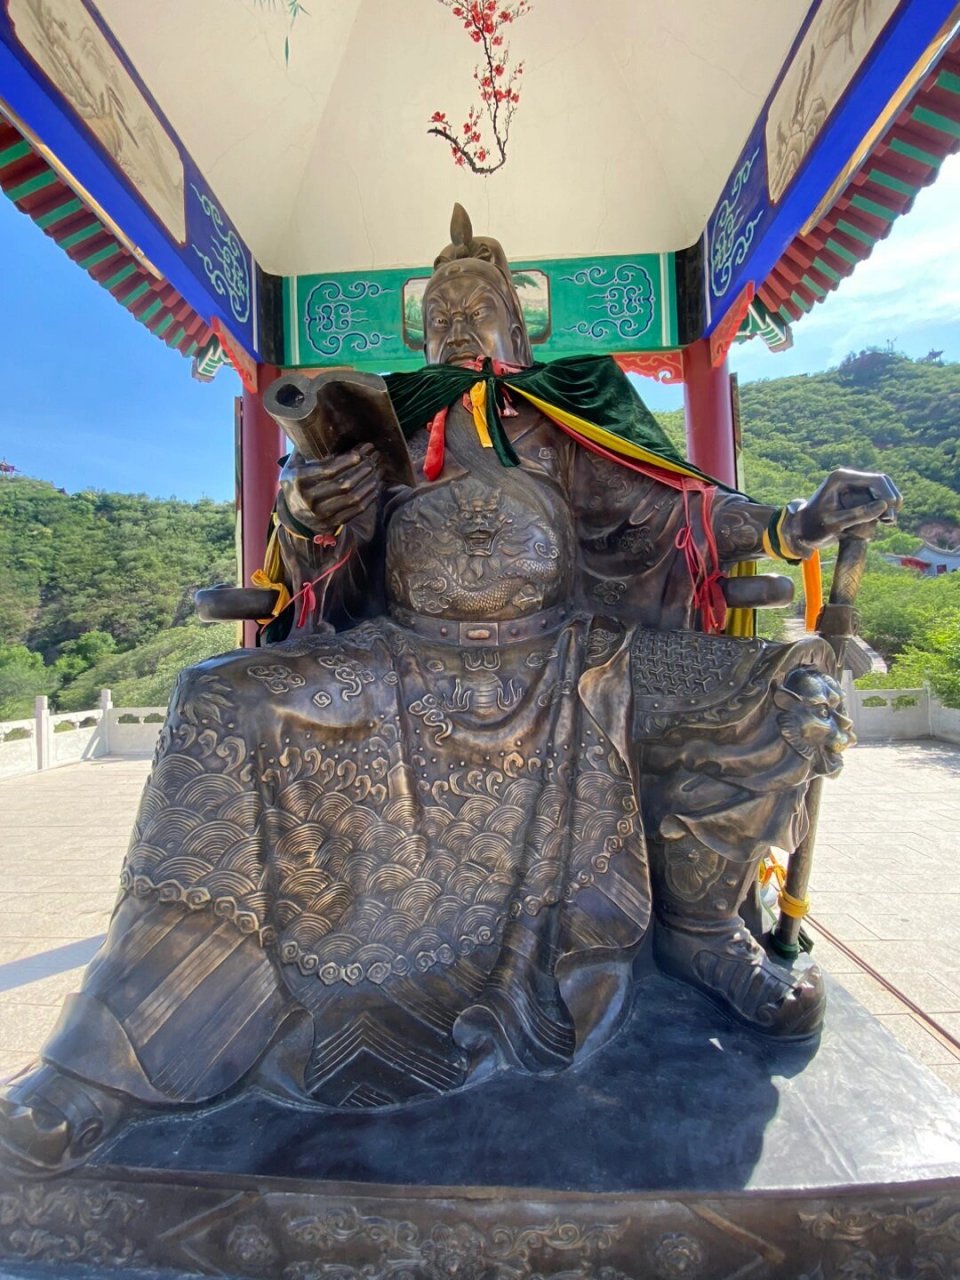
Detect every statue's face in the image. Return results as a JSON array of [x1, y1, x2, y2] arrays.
[[423, 270, 523, 367]]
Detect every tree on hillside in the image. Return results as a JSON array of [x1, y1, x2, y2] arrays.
[[0, 644, 57, 719]]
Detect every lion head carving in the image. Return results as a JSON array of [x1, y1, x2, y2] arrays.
[[773, 667, 855, 777]]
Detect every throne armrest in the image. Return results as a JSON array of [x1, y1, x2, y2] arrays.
[[195, 584, 279, 622], [721, 573, 794, 609]]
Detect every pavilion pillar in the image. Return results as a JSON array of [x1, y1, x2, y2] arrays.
[[239, 363, 283, 647], [682, 339, 737, 488]]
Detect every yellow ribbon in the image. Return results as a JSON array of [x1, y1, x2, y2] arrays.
[[469, 382, 494, 448], [777, 887, 811, 920], [506, 386, 707, 481], [251, 570, 291, 622], [724, 561, 757, 638], [251, 522, 292, 622]]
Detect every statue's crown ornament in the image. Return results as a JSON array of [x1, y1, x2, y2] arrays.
[[434, 203, 514, 283], [429, 204, 532, 365]]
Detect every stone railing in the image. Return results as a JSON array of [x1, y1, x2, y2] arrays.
[[0, 690, 165, 781], [843, 676, 960, 744]]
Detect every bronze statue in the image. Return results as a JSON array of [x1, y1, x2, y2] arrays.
[[0, 207, 900, 1173]]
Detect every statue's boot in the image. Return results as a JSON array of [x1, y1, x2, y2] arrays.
[[0, 1064, 127, 1174], [0, 896, 298, 1172], [649, 836, 825, 1040]]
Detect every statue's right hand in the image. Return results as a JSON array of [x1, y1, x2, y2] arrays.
[[279, 443, 381, 536]]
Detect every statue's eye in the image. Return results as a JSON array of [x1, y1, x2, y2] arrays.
[[472, 307, 488, 321], [816, 705, 831, 719], [432, 316, 448, 328]]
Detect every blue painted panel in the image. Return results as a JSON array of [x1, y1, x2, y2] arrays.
[[185, 179, 255, 336], [0, 3, 260, 358], [704, 0, 958, 334]]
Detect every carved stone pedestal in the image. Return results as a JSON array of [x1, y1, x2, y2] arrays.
[[2, 968, 959, 1279]]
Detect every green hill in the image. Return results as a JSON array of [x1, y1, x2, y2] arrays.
[[660, 348, 960, 539], [0, 479, 237, 716], [0, 349, 958, 720]]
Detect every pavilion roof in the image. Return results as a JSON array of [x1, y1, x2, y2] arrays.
[[758, 36, 960, 328], [1, 0, 959, 374], [0, 116, 220, 372]]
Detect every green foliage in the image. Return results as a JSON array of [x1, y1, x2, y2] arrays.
[[870, 526, 923, 555], [0, 643, 57, 719], [858, 601, 960, 708], [853, 551, 960, 661], [679, 352, 960, 529], [52, 629, 117, 684], [55, 621, 239, 711], [0, 479, 236, 658], [0, 476, 238, 717]]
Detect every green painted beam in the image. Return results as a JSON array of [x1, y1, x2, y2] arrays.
[[836, 217, 875, 247], [6, 169, 57, 201], [121, 280, 151, 308], [801, 273, 827, 299], [139, 297, 163, 323], [59, 221, 101, 251], [35, 196, 83, 229], [79, 243, 120, 271], [790, 290, 813, 316], [849, 193, 897, 223], [889, 136, 941, 167], [911, 105, 960, 140], [152, 313, 174, 336], [102, 261, 138, 291], [824, 235, 859, 265], [167, 326, 186, 349], [0, 139, 31, 168], [867, 168, 917, 197], [936, 69, 960, 95], [811, 255, 843, 284]]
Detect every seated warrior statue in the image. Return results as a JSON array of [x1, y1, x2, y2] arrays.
[[0, 208, 900, 1171]]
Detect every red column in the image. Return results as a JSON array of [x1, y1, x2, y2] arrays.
[[239, 363, 283, 647], [682, 339, 737, 487]]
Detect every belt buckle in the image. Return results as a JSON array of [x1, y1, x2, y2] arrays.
[[459, 621, 499, 646]]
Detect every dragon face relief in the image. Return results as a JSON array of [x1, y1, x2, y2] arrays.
[[385, 476, 572, 619], [774, 667, 855, 776], [456, 484, 512, 557]]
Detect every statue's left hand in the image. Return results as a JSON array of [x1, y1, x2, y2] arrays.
[[782, 468, 902, 557], [280, 443, 382, 538]]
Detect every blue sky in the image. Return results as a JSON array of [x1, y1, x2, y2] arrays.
[[0, 153, 958, 501]]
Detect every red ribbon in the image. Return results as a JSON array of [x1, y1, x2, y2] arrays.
[[292, 547, 354, 629], [421, 359, 525, 481], [676, 485, 726, 634], [424, 407, 448, 481]]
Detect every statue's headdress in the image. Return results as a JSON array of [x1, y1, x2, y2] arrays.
[[426, 204, 532, 365]]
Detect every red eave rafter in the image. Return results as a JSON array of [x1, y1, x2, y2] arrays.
[[0, 118, 214, 361], [758, 37, 960, 325]]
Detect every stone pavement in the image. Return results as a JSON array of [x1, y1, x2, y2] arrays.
[[0, 743, 958, 1092]]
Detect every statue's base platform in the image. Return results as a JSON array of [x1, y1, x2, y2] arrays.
[[2, 969, 960, 1279]]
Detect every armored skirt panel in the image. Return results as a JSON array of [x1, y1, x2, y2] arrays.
[[43, 617, 650, 1110]]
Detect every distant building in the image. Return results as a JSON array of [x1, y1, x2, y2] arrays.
[[890, 542, 960, 576]]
